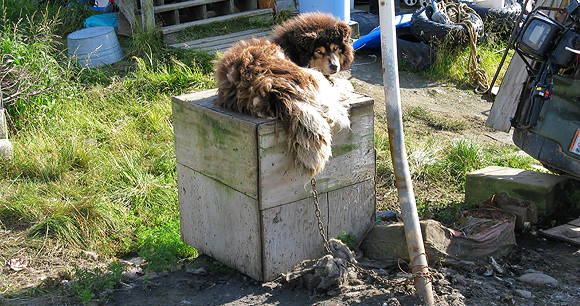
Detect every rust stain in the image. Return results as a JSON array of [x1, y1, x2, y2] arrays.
[[380, 1, 386, 5]]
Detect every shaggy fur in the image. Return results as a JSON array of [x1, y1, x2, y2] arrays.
[[214, 13, 354, 179]]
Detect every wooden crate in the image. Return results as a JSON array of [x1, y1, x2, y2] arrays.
[[173, 89, 376, 281]]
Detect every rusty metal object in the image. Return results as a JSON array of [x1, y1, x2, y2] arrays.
[[378, 1, 435, 304]]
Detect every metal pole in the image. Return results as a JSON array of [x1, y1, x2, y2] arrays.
[[377, 1, 435, 304]]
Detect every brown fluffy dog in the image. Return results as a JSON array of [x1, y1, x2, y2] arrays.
[[214, 13, 354, 179]]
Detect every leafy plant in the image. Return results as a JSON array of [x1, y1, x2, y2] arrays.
[[336, 231, 357, 250], [70, 261, 124, 305], [136, 220, 198, 272]]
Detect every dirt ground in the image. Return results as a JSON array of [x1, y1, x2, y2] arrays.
[[2, 52, 580, 306]]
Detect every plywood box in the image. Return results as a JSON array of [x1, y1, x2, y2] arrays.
[[173, 89, 376, 281]]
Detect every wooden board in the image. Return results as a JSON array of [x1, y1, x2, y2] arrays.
[[170, 28, 272, 53], [261, 194, 329, 281], [177, 164, 263, 280], [257, 94, 375, 210], [327, 179, 376, 245], [542, 218, 580, 245], [162, 9, 274, 34], [172, 89, 267, 199], [485, 53, 528, 132], [153, 0, 226, 13]]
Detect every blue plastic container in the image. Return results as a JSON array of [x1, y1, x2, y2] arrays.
[[67, 26, 123, 68], [298, 0, 350, 21]]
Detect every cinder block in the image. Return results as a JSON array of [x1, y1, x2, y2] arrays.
[[173, 89, 376, 281], [465, 166, 570, 216]]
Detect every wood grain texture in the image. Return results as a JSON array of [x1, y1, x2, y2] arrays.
[[261, 194, 329, 281], [486, 54, 528, 132], [173, 89, 267, 199], [327, 179, 376, 245], [177, 164, 263, 280], [257, 94, 375, 210]]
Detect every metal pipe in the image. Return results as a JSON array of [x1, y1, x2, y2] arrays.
[[377, 1, 435, 305]]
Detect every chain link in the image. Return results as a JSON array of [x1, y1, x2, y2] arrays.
[[311, 178, 332, 254], [309, 178, 432, 288]]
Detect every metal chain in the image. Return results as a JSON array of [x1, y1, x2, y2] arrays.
[[310, 178, 332, 254], [310, 178, 431, 288]]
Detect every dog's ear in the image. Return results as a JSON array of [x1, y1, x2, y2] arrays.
[[336, 23, 352, 44]]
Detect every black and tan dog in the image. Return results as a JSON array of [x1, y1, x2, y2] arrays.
[[214, 13, 354, 179]]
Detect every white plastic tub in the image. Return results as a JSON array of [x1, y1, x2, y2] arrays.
[[67, 26, 123, 68]]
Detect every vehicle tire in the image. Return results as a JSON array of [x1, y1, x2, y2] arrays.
[[466, 0, 522, 33], [397, 27, 433, 71], [404, 0, 418, 7], [410, 5, 484, 46]]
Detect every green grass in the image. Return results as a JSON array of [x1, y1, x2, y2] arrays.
[[0, 0, 547, 297], [177, 16, 276, 42], [69, 262, 124, 305], [422, 36, 514, 89]]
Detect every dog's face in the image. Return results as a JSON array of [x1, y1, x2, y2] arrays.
[[310, 43, 343, 75], [306, 23, 354, 76], [273, 13, 354, 76]]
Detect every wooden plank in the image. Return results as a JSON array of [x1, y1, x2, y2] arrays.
[[568, 218, 580, 227], [117, 1, 138, 35], [485, 53, 528, 132], [140, 0, 155, 32], [162, 8, 274, 34], [172, 89, 266, 199], [170, 28, 272, 49], [542, 223, 580, 245], [261, 193, 329, 281], [327, 179, 376, 246], [153, 0, 222, 13], [177, 165, 263, 280], [257, 93, 375, 210]]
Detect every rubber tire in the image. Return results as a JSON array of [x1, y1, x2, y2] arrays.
[[410, 5, 484, 46], [466, 0, 522, 33], [397, 27, 433, 72]]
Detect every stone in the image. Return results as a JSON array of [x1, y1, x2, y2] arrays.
[[518, 272, 559, 288], [514, 289, 533, 299]]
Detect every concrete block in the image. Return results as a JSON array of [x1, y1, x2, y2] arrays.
[[465, 166, 570, 216]]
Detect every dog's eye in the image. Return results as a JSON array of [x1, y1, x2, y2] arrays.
[[316, 50, 323, 55], [332, 46, 339, 52]]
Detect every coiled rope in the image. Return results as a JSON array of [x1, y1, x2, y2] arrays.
[[437, 1, 490, 94]]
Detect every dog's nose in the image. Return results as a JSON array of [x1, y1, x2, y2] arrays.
[[329, 63, 338, 72]]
